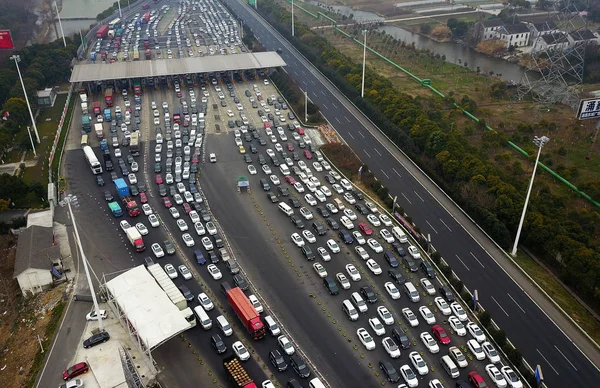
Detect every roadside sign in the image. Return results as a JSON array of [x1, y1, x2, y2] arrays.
[[0, 30, 15, 50], [577, 98, 600, 120]]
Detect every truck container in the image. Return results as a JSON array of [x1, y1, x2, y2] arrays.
[[81, 116, 91, 132], [181, 307, 196, 328], [104, 88, 114, 106], [92, 102, 101, 115], [83, 145, 102, 174], [227, 287, 266, 340], [146, 264, 187, 310], [125, 227, 145, 252], [145, 49, 151, 60], [94, 123, 104, 139], [130, 132, 140, 156], [96, 25, 109, 39], [90, 51, 96, 62], [108, 201, 123, 217], [103, 108, 112, 122], [133, 80, 142, 96], [144, 39, 150, 49], [81, 102, 88, 115], [223, 355, 257, 388], [108, 29, 115, 39], [114, 178, 140, 216]]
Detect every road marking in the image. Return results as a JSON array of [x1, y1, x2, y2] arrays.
[[335, 117, 341, 123], [555, 345, 578, 371], [374, 148, 382, 157], [491, 296, 509, 317], [358, 131, 365, 138], [380, 169, 389, 179], [426, 220, 438, 234], [414, 191, 424, 203], [332, 103, 338, 109], [392, 167, 402, 177], [455, 254, 470, 271], [470, 251, 485, 268], [321, 90, 326, 97], [348, 132, 355, 139], [363, 149, 371, 158], [537, 348, 559, 375], [507, 293, 526, 314], [345, 116, 351, 122], [439, 218, 452, 232], [311, 80, 316, 86], [322, 103, 328, 110], [402, 193, 412, 204], [293, 70, 298, 76]]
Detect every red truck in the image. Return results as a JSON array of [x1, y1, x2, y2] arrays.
[[227, 287, 266, 340], [96, 25, 109, 39], [121, 196, 140, 217], [143, 12, 150, 23], [104, 88, 113, 107], [223, 355, 257, 388], [92, 102, 101, 115]]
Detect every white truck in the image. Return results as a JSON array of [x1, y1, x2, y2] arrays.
[[125, 227, 144, 252], [80, 93, 88, 115], [146, 263, 187, 310], [94, 123, 104, 140]]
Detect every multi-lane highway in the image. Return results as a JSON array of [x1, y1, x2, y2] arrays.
[[221, 0, 600, 385]]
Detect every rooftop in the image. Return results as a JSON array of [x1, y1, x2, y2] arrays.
[[36, 88, 55, 98], [542, 33, 569, 45], [502, 23, 531, 35], [13, 225, 60, 277], [480, 19, 504, 28], [569, 29, 597, 42]]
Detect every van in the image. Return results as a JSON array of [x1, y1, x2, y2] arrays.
[[194, 250, 206, 265], [338, 230, 353, 244], [279, 164, 290, 176], [333, 198, 345, 210], [264, 315, 281, 336], [404, 282, 420, 303], [220, 281, 232, 296], [440, 355, 460, 378], [278, 202, 294, 216], [216, 315, 232, 336], [260, 178, 271, 191], [392, 226, 408, 243], [308, 378, 327, 388], [342, 299, 359, 321], [350, 292, 368, 313], [193, 306, 212, 330]]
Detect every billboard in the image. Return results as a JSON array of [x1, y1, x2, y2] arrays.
[[0, 30, 15, 50], [577, 98, 600, 120]]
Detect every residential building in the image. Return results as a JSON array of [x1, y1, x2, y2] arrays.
[[498, 23, 531, 48], [531, 32, 570, 52], [568, 29, 600, 46], [473, 19, 505, 42]]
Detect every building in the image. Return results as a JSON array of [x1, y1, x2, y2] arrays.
[[568, 29, 600, 46], [473, 19, 505, 42], [36, 87, 57, 108], [527, 20, 559, 40], [498, 23, 531, 48], [531, 32, 570, 52]]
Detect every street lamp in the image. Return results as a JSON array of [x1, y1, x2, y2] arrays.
[[10, 55, 40, 143], [54, 1, 67, 47], [292, 0, 295, 37], [510, 135, 550, 257], [361, 29, 367, 98], [117, 0, 122, 18]]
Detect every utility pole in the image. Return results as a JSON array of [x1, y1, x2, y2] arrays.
[[361, 30, 367, 98], [54, 1, 67, 47], [10, 55, 40, 143], [27, 127, 37, 156], [304, 90, 308, 123], [117, 0, 122, 18], [292, 0, 295, 37]]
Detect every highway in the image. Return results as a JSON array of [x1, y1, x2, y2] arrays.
[[221, 0, 600, 385]]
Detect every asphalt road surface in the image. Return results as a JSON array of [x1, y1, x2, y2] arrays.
[[220, 0, 600, 385]]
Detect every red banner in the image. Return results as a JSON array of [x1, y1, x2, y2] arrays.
[[0, 30, 15, 50]]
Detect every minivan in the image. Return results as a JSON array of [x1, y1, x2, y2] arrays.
[[278, 202, 294, 216], [350, 292, 368, 313], [440, 355, 460, 378], [308, 378, 327, 388], [342, 299, 359, 321], [333, 198, 345, 210], [421, 260, 436, 278], [216, 315, 232, 336], [264, 315, 281, 336], [404, 282, 420, 303], [339, 230, 353, 244], [260, 178, 271, 191], [193, 306, 212, 329], [392, 226, 408, 243], [279, 164, 290, 175]]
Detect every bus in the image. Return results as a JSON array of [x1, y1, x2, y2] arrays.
[[108, 18, 121, 30], [80, 134, 88, 148], [83, 146, 103, 174]]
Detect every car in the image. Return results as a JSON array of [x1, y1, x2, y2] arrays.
[[313, 262, 328, 278], [366, 213, 381, 227], [360, 286, 378, 303], [62, 362, 89, 380], [356, 328, 376, 350], [486, 364, 507, 388], [206, 222, 218, 235], [291, 232, 305, 247], [450, 302, 468, 321], [268, 349, 288, 372], [182, 233, 195, 247], [211, 334, 227, 354], [340, 215, 354, 229], [163, 263, 178, 280], [368, 317, 386, 336], [302, 230, 316, 243], [467, 339, 486, 360], [233, 274, 250, 291], [148, 214, 159, 227], [201, 236, 214, 250], [407, 245, 421, 260], [448, 346, 469, 369], [378, 213, 392, 226], [439, 286, 455, 303], [419, 306, 436, 325], [322, 275, 339, 295], [379, 360, 400, 383], [355, 246, 370, 260], [83, 331, 110, 349], [277, 335, 295, 355], [432, 324, 451, 345], [247, 295, 263, 313], [359, 222, 373, 236], [151, 243, 164, 258], [289, 354, 311, 379], [384, 282, 401, 300], [85, 309, 107, 321], [420, 278, 436, 295], [194, 222, 206, 235], [178, 265, 192, 280], [380, 229, 394, 243], [299, 206, 313, 220], [304, 193, 317, 206], [420, 332, 440, 353], [434, 297, 452, 315], [332, 183, 344, 194], [345, 264, 361, 281], [207, 264, 222, 280], [189, 210, 200, 224], [336, 273, 351, 289], [366, 259, 382, 275], [469, 371, 488, 388], [466, 321, 486, 342], [408, 351, 429, 376], [232, 341, 250, 361], [343, 192, 356, 204], [312, 246, 329, 262], [401, 307, 419, 327], [352, 231, 366, 245], [325, 239, 340, 253], [119, 220, 132, 232], [247, 165, 257, 175], [482, 341, 501, 364], [500, 366, 523, 388], [381, 336, 401, 359], [176, 218, 188, 232], [270, 174, 280, 185], [262, 164, 272, 174], [135, 222, 148, 236], [399, 364, 419, 388], [169, 207, 180, 219], [449, 316, 467, 336], [367, 238, 383, 253]]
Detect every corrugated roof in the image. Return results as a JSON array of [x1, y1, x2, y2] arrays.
[[502, 23, 531, 35], [70, 52, 286, 83], [13, 225, 60, 277]]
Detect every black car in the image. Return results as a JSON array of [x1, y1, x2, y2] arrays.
[[158, 184, 167, 196], [244, 154, 252, 163], [379, 360, 400, 383], [258, 154, 267, 165], [289, 197, 301, 208], [200, 209, 211, 222], [208, 251, 219, 264], [292, 151, 300, 161], [96, 175, 105, 186], [339, 230, 354, 244], [83, 331, 110, 349], [250, 144, 258, 153], [403, 257, 419, 272], [289, 354, 310, 378], [211, 334, 227, 354], [177, 284, 194, 301], [103, 190, 114, 201], [312, 222, 326, 236], [301, 246, 315, 261], [316, 206, 330, 218], [326, 217, 339, 230], [164, 240, 176, 255], [384, 251, 399, 268], [352, 189, 364, 200], [138, 182, 146, 192], [388, 269, 406, 284], [323, 276, 339, 295], [324, 174, 336, 184], [392, 242, 406, 257], [290, 215, 304, 229], [277, 186, 290, 196], [104, 159, 114, 171], [258, 137, 267, 146], [392, 327, 411, 349], [439, 286, 455, 302], [267, 192, 278, 203], [287, 379, 302, 388], [169, 185, 177, 197], [129, 185, 139, 196], [154, 163, 162, 173], [214, 233, 225, 248], [360, 286, 377, 303], [269, 350, 287, 371], [355, 203, 369, 215], [233, 274, 249, 291], [421, 260, 436, 278]]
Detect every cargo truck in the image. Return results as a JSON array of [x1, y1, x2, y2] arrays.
[[114, 178, 140, 217], [146, 264, 187, 310], [81, 116, 91, 132], [143, 12, 150, 23], [92, 102, 101, 115], [94, 123, 104, 139], [125, 227, 145, 251], [108, 201, 123, 217], [103, 108, 112, 122], [130, 132, 140, 156], [80, 93, 88, 115], [104, 88, 114, 106], [83, 145, 102, 174], [133, 80, 142, 96], [227, 287, 266, 340], [108, 29, 115, 39], [223, 355, 257, 388], [96, 25, 109, 39]]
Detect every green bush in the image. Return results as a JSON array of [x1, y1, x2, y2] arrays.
[[431, 251, 442, 265], [479, 310, 492, 328]]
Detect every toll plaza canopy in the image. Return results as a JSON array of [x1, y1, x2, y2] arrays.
[[70, 52, 286, 83]]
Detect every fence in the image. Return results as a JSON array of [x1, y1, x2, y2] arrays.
[[48, 83, 74, 183]]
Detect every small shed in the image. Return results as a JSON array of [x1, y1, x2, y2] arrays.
[[36, 87, 57, 108]]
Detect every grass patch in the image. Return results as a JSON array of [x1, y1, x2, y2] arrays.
[[51, 94, 76, 182]]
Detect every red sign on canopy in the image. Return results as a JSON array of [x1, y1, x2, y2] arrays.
[[0, 30, 15, 50]]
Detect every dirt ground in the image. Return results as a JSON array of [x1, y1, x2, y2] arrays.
[[0, 235, 66, 388]]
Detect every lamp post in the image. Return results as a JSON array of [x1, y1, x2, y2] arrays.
[[361, 30, 367, 98], [117, 0, 122, 18], [292, 0, 295, 37], [510, 135, 550, 257], [10, 55, 40, 143], [54, 1, 67, 47]]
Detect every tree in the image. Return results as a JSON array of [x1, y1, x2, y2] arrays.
[[447, 18, 469, 40], [419, 24, 432, 35], [2, 97, 28, 126], [431, 26, 451, 41]]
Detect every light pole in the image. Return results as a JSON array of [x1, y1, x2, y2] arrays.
[[117, 0, 122, 18], [292, 0, 295, 37], [65, 196, 104, 331], [511, 135, 550, 257], [304, 90, 308, 123], [54, 1, 67, 47], [10, 55, 40, 144], [361, 29, 367, 98]]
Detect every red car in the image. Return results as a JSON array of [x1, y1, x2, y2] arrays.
[[284, 175, 296, 184], [183, 203, 192, 213], [192, 153, 199, 163], [139, 192, 148, 203], [155, 174, 163, 184], [63, 362, 89, 380], [359, 222, 373, 236], [468, 371, 488, 388], [162, 197, 172, 208], [303, 150, 313, 159], [264, 123, 271, 129], [297, 127, 305, 135], [287, 143, 295, 151], [431, 324, 451, 345]]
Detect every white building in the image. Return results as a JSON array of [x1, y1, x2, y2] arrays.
[[531, 32, 570, 52], [473, 19, 505, 42], [498, 23, 531, 48]]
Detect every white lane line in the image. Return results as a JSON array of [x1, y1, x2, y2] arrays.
[[414, 191, 424, 203], [555, 345, 578, 371], [439, 218, 452, 232], [358, 132, 365, 138], [537, 349, 560, 375], [507, 293, 526, 314], [470, 251, 485, 268], [345, 116, 351, 122], [311, 79, 316, 85], [380, 169, 390, 179], [491, 296, 510, 317], [293, 70, 298, 76], [426, 220, 438, 234], [322, 103, 328, 110], [402, 193, 412, 204], [321, 90, 326, 96], [363, 149, 371, 158], [348, 132, 355, 140], [332, 103, 338, 109], [335, 117, 341, 123], [392, 167, 402, 177], [374, 148, 382, 157], [455, 255, 470, 271], [303, 80, 307, 86]]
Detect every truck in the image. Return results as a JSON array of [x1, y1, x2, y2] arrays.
[[108, 201, 123, 217], [94, 123, 104, 139], [92, 101, 101, 115], [143, 12, 151, 23], [80, 93, 88, 114], [143, 39, 150, 49], [104, 88, 114, 106], [90, 51, 96, 62], [227, 287, 266, 340], [125, 227, 145, 252], [130, 132, 140, 156], [96, 25, 109, 39], [115, 28, 124, 38], [81, 116, 91, 132], [145, 49, 151, 60], [103, 108, 112, 122], [146, 264, 187, 310], [108, 29, 115, 39], [114, 178, 140, 217], [133, 80, 142, 96], [223, 355, 257, 388], [83, 145, 102, 174]]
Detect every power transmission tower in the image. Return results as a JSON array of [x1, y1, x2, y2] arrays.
[[517, 0, 591, 109]]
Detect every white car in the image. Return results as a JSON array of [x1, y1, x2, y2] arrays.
[[312, 162, 323, 172], [232, 341, 250, 361], [119, 220, 131, 232], [207, 264, 222, 280], [384, 282, 401, 300], [377, 306, 394, 325], [131, 161, 139, 172], [321, 161, 331, 170], [155, 143, 162, 153], [420, 278, 436, 295], [434, 297, 452, 315], [340, 178, 352, 191], [226, 109, 234, 117], [408, 245, 421, 260], [367, 238, 383, 253], [450, 302, 468, 321], [467, 339, 486, 360], [409, 351, 429, 376], [402, 308, 419, 327], [419, 306, 436, 325], [169, 207, 180, 219], [340, 216, 354, 229], [382, 337, 401, 358], [298, 161, 308, 170], [248, 165, 257, 175], [327, 239, 340, 253], [142, 203, 153, 215], [314, 190, 326, 203], [194, 222, 206, 235], [304, 194, 317, 206], [184, 192, 194, 203], [321, 186, 332, 197], [291, 233, 305, 247], [482, 341, 501, 364], [270, 174, 280, 185], [206, 222, 218, 235], [500, 366, 523, 388], [173, 193, 183, 204], [154, 117, 160, 125], [325, 203, 338, 214], [176, 219, 188, 232], [367, 214, 381, 227], [262, 164, 272, 174], [151, 243, 164, 258], [380, 229, 395, 243], [277, 335, 295, 356], [379, 214, 393, 226], [178, 265, 192, 280], [420, 332, 440, 354], [399, 364, 419, 388], [336, 273, 351, 289], [345, 264, 361, 281], [313, 262, 328, 278], [332, 184, 344, 194], [201, 236, 214, 250], [449, 346, 469, 368], [114, 148, 122, 158], [343, 208, 357, 221], [85, 309, 107, 321], [148, 214, 159, 227], [352, 231, 366, 245], [198, 293, 214, 311], [355, 245, 370, 260], [486, 364, 507, 388], [164, 264, 178, 279], [293, 182, 305, 193], [366, 259, 382, 275], [302, 230, 316, 243], [449, 316, 467, 336], [368, 317, 386, 336], [356, 328, 376, 350], [248, 295, 263, 313], [317, 247, 331, 261], [189, 210, 200, 224], [343, 192, 356, 204], [135, 223, 148, 235], [467, 321, 486, 342]]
